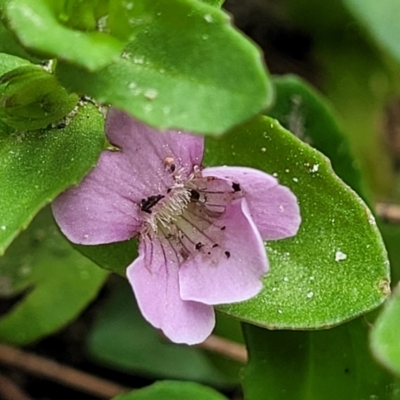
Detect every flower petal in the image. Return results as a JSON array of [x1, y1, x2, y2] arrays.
[[179, 198, 268, 305], [52, 150, 143, 244], [53, 109, 205, 245], [127, 239, 215, 345], [106, 109, 204, 193], [202, 166, 301, 240]]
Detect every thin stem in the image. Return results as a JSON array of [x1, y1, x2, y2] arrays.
[[196, 335, 248, 364], [0, 372, 32, 400], [376, 202, 400, 223], [0, 344, 131, 399]]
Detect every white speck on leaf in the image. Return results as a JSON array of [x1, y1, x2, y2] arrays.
[[335, 250, 347, 262], [144, 89, 158, 100], [311, 164, 319, 173], [1, 226, 5, 230], [204, 14, 213, 22], [307, 291, 314, 299], [292, 177, 298, 182]]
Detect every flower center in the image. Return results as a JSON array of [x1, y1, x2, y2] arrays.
[[140, 170, 243, 265]]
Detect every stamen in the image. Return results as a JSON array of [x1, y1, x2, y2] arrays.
[[141, 172, 244, 265]]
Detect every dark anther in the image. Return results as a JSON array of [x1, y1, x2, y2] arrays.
[[207, 251, 211, 255], [140, 194, 165, 213], [232, 182, 241, 192], [195, 242, 204, 250], [212, 243, 219, 248], [220, 226, 226, 231], [190, 189, 200, 201], [169, 164, 176, 172], [225, 251, 231, 258]]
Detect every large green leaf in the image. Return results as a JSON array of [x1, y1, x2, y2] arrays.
[[242, 319, 399, 400], [56, 0, 271, 135], [344, 0, 400, 65], [371, 283, 400, 377], [0, 207, 108, 344], [3, 0, 123, 71], [0, 101, 104, 254], [204, 116, 389, 328], [269, 75, 366, 199], [86, 280, 238, 387], [112, 381, 228, 400]]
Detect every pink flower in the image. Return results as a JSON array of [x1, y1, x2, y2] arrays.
[[52, 109, 301, 345]]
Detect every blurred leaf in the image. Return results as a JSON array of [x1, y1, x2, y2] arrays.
[[269, 75, 366, 199], [287, 0, 400, 198], [344, 0, 400, 65], [0, 101, 104, 254], [4, 0, 123, 71], [0, 20, 40, 62], [204, 116, 390, 328], [371, 283, 400, 378], [0, 207, 108, 344], [242, 319, 400, 400], [379, 222, 400, 285], [57, 0, 271, 135], [112, 381, 228, 400], [86, 279, 238, 387]]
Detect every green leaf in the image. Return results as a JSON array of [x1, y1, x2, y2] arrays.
[[0, 20, 40, 62], [0, 207, 108, 345], [242, 319, 399, 400], [0, 101, 104, 254], [74, 239, 137, 277], [112, 381, 228, 400], [4, 0, 124, 71], [371, 283, 400, 377], [86, 280, 237, 387], [344, 0, 400, 64], [0, 53, 30, 77], [269, 75, 366, 199], [204, 116, 390, 328], [56, 0, 271, 135], [196, 0, 224, 7], [0, 65, 78, 130]]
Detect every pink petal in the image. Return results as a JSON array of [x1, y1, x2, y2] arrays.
[[106, 109, 204, 192], [127, 239, 215, 345], [53, 109, 204, 245], [179, 198, 268, 305], [52, 150, 143, 244], [202, 166, 301, 240]]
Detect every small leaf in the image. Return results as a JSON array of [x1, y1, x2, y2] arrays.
[[344, 0, 400, 64], [204, 116, 390, 328], [0, 207, 108, 345], [0, 65, 78, 130], [0, 101, 104, 254], [4, 0, 124, 71], [242, 319, 399, 400], [371, 283, 400, 377], [0, 53, 30, 77], [112, 381, 228, 400], [56, 0, 271, 135]]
